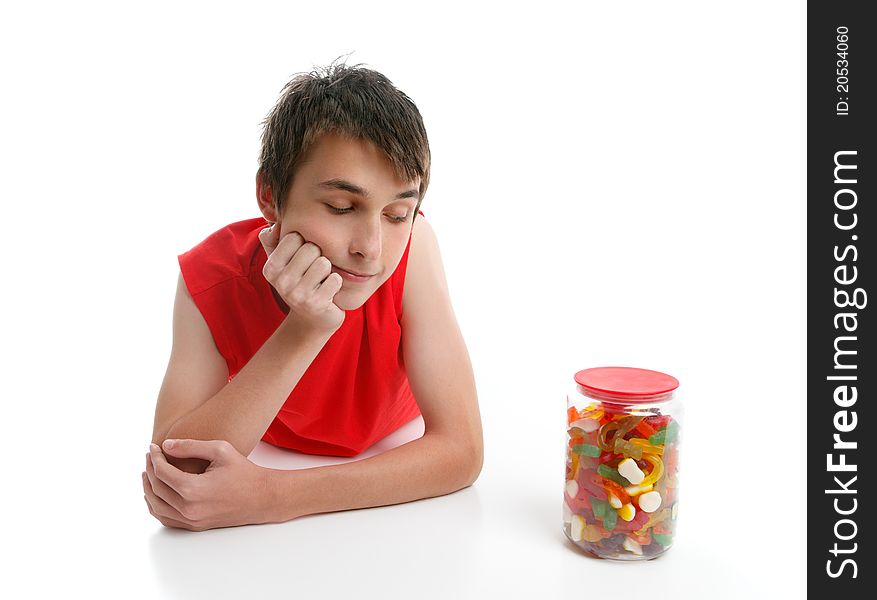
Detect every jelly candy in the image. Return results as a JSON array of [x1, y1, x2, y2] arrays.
[[564, 405, 681, 559], [618, 503, 636, 522], [648, 420, 680, 445], [603, 506, 617, 531], [622, 537, 642, 555], [572, 443, 601, 457], [634, 419, 658, 438], [597, 464, 632, 487], [638, 455, 665, 487], [635, 508, 671, 536], [601, 479, 631, 505]]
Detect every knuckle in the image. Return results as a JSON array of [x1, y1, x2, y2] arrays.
[[176, 481, 191, 498], [290, 289, 308, 306], [262, 261, 276, 280], [280, 234, 298, 249], [301, 242, 321, 258], [274, 271, 291, 290], [179, 501, 197, 521]]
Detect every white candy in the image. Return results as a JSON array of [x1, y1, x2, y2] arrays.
[[618, 458, 645, 485], [623, 537, 643, 555], [638, 490, 662, 513], [571, 514, 586, 542], [570, 418, 601, 432], [562, 499, 573, 524], [671, 502, 679, 520], [607, 492, 622, 509], [565, 479, 579, 498]]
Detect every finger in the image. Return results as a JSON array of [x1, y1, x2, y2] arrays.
[[258, 222, 280, 257], [145, 497, 192, 529], [145, 493, 192, 529], [298, 255, 334, 291], [262, 231, 307, 280], [314, 271, 344, 305], [160, 438, 231, 464], [281, 241, 323, 284], [143, 472, 191, 527], [146, 451, 186, 513], [150, 443, 199, 496]]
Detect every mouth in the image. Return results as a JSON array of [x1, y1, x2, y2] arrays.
[[333, 266, 377, 283]]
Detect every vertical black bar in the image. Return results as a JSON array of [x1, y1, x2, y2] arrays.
[[808, 1, 875, 595]]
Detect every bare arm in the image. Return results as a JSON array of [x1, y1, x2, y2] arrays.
[[159, 316, 333, 463], [149, 273, 333, 474], [263, 431, 478, 522]]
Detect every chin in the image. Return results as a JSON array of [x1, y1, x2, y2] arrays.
[[333, 288, 369, 311]]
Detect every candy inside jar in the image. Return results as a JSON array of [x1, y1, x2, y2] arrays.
[[562, 367, 682, 561]]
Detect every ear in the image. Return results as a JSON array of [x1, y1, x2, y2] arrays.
[[256, 171, 280, 222]]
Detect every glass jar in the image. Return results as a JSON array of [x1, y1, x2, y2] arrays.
[[562, 367, 683, 560]]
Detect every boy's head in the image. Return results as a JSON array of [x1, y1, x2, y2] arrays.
[[255, 61, 431, 311], [256, 61, 430, 221]]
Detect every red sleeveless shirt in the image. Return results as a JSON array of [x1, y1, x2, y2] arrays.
[[176, 214, 424, 457]]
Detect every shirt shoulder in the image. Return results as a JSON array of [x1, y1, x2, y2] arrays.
[[177, 217, 267, 295]]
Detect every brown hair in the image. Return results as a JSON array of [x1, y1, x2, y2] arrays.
[[258, 58, 431, 218]]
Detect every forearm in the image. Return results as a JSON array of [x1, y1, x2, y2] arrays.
[[164, 316, 334, 458], [264, 432, 481, 522]]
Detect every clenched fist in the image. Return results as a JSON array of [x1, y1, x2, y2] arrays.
[[259, 223, 345, 334]]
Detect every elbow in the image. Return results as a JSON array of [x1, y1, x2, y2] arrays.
[[423, 429, 484, 490], [459, 437, 484, 488], [465, 456, 483, 488]]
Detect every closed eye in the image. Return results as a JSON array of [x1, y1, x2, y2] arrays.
[[326, 205, 409, 223]]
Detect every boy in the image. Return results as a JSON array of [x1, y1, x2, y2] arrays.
[[141, 62, 483, 531]]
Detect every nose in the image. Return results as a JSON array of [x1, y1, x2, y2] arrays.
[[349, 215, 382, 261]]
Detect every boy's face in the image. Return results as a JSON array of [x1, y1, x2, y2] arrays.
[[262, 132, 420, 311]]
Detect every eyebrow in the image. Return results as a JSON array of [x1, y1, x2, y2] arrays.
[[317, 178, 419, 203]]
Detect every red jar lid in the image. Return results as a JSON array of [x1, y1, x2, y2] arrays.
[[574, 367, 679, 401]]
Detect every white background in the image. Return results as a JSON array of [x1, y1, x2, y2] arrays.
[[1, 1, 805, 598]]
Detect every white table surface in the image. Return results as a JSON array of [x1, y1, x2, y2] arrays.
[[129, 414, 798, 600], [5, 376, 805, 600]]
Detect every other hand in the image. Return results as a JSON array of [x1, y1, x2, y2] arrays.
[[142, 439, 272, 531]]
